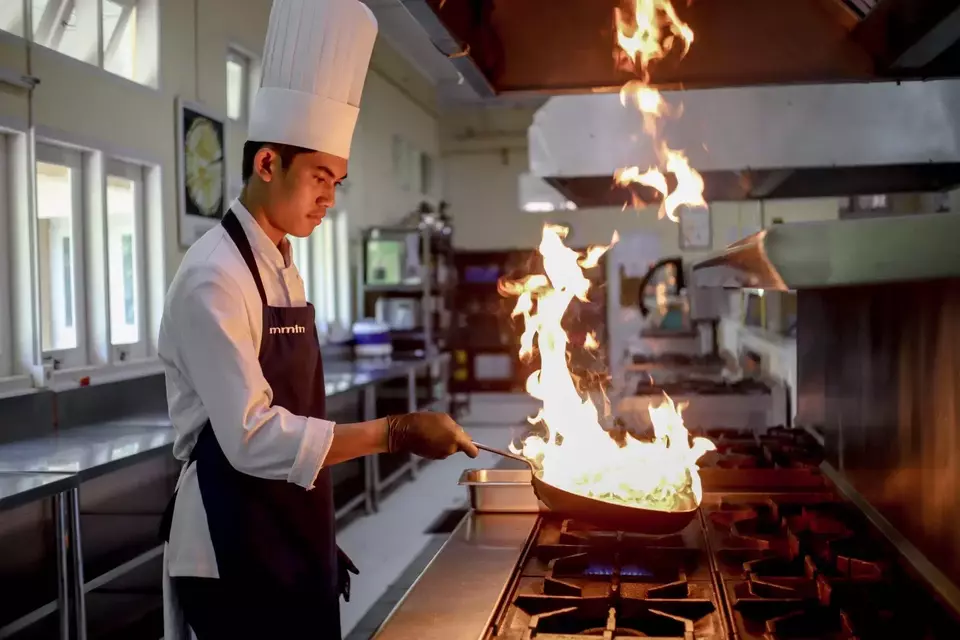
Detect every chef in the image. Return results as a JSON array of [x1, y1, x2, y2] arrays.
[[157, 0, 478, 637]]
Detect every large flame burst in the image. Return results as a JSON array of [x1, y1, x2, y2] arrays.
[[502, 225, 715, 512], [613, 0, 706, 222]]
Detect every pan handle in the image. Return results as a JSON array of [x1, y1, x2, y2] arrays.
[[472, 441, 537, 471]]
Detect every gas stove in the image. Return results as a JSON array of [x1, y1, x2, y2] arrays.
[[489, 516, 726, 639], [696, 427, 828, 492], [618, 379, 784, 432], [488, 499, 960, 639], [704, 493, 960, 639], [635, 379, 772, 397], [630, 354, 725, 368]]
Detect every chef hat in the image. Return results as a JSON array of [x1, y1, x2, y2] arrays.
[[248, 0, 378, 159]]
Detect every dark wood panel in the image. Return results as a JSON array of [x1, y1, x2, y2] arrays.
[[797, 280, 960, 586]]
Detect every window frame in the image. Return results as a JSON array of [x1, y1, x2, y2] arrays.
[[26, 0, 160, 88], [34, 141, 88, 370], [0, 134, 12, 378], [226, 47, 252, 124], [334, 210, 352, 329], [103, 157, 149, 362]]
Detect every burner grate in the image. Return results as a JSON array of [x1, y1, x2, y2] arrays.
[[492, 516, 723, 640], [703, 494, 960, 639]]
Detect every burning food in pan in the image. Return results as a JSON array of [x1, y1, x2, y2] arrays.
[[500, 225, 715, 518]]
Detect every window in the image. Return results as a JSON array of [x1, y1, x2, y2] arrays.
[[319, 216, 337, 326], [282, 212, 351, 339], [226, 49, 251, 122], [104, 159, 149, 360], [102, 0, 137, 80], [35, 144, 86, 365], [334, 211, 352, 329], [0, 1, 24, 36], [105, 173, 136, 345], [29, 0, 157, 86], [31, 0, 97, 63], [289, 233, 312, 303]]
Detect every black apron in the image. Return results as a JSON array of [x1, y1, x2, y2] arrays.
[[160, 210, 345, 637]]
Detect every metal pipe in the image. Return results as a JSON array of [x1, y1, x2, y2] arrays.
[[67, 488, 86, 640]]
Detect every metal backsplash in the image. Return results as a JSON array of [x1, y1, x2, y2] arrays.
[[797, 280, 960, 587], [55, 374, 168, 429]]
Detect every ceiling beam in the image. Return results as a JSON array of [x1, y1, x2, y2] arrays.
[[855, 0, 960, 70], [893, 5, 960, 68]]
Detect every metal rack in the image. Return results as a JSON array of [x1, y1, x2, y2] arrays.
[[358, 224, 456, 357]]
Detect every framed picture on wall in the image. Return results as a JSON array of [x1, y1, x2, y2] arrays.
[[176, 97, 227, 248], [678, 204, 712, 250]]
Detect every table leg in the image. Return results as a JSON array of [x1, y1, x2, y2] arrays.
[[54, 492, 70, 640], [67, 488, 86, 640], [363, 385, 378, 514]]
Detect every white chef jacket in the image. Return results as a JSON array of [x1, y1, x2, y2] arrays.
[[158, 200, 336, 637]]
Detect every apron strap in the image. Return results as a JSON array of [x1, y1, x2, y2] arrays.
[[222, 210, 268, 306]]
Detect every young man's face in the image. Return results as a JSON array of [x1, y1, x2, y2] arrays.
[[256, 146, 347, 238]]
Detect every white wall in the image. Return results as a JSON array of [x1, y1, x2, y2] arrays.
[[440, 105, 842, 254], [0, 0, 441, 283], [0, 0, 442, 387]]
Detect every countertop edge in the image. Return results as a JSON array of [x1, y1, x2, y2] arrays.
[[373, 512, 539, 640]]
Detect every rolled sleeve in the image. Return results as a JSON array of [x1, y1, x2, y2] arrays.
[[288, 417, 336, 489], [173, 263, 334, 484]]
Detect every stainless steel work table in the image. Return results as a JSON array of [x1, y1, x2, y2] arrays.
[[0, 421, 176, 479], [0, 421, 174, 640], [0, 472, 78, 639], [0, 353, 453, 638], [373, 512, 539, 640]]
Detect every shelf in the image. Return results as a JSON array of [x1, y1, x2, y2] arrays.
[[364, 284, 430, 293]]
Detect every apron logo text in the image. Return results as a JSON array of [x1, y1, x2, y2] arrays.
[[269, 324, 307, 335]]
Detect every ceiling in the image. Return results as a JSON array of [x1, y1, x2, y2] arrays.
[[402, 0, 960, 95], [362, 0, 542, 108]]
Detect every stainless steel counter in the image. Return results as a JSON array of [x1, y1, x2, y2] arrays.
[[0, 422, 176, 480], [324, 353, 450, 398], [0, 471, 76, 510], [373, 512, 538, 640]]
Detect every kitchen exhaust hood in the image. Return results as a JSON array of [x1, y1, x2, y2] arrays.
[[404, 0, 960, 95], [692, 212, 960, 290], [527, 80, 960, 205], [517, 173, 577, 213]]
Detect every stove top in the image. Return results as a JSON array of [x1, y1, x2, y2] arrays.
[[491, 504, 960, 639], [631, 354, 725, 367], [703, 493, 960, 639], [696, 427, 827, 492], [491, 517, 726, 639], [634, 378, 771, 397]]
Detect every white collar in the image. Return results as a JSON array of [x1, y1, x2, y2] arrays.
[[230, 199, 292, 269]]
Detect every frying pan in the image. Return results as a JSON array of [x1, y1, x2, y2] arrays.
[[473, 441, 698, 536]]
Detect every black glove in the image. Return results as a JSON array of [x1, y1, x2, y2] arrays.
[[337, 547, 358, 602], [386, 412, 480, 460]]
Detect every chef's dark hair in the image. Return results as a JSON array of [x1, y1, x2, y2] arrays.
[[241, 141, 312, 183]]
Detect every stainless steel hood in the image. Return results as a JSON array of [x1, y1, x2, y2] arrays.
[[403, 0, 960, 95], [692, 212, 960, 290], [527, 80, 960, 205]]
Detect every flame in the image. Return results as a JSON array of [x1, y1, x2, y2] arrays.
[[505, 225, 715, 512], [615, 0, 694, 80], [613, 1, 706, 224], [584, 332, 600, 350]]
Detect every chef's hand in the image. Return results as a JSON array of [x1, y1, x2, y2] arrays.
[[386, 412, 480, 459], [337, 547, 358, 602]]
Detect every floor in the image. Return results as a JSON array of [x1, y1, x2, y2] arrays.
[[337, 393, 538, 639]]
